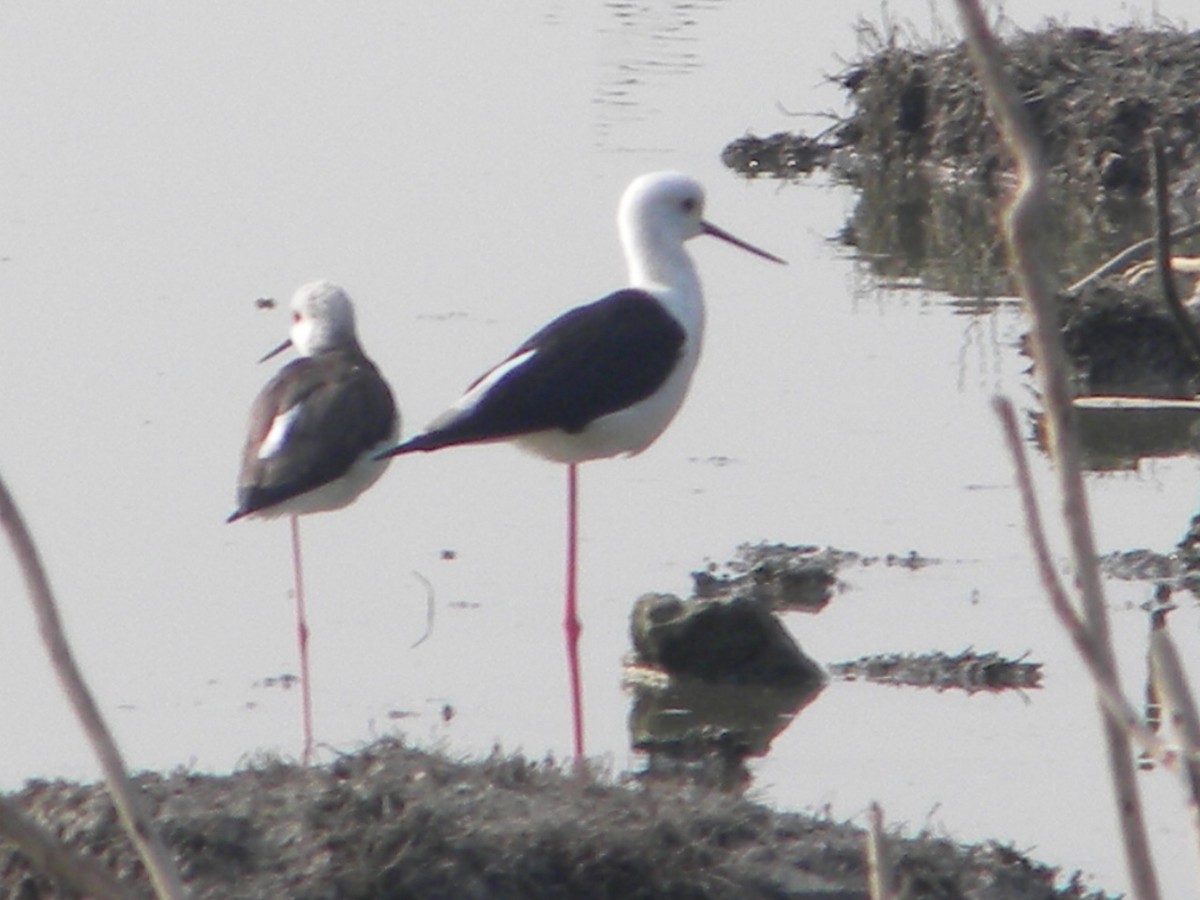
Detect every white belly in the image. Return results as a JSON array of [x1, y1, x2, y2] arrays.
[[247, 433, 397, 520], [515, 341, 699, 464]]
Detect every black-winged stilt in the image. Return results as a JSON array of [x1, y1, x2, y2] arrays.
[[228, 280, 398, 764], [375, 172, 784, 758]]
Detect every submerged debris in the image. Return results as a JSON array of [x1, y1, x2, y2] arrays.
[[1063, 396, 1200, 471], [1089, 529, 1200, 600], [693, 542, 851, 611], [1173, 514, 1200, 596], [1059, 281, 1200, 397], [629, 545, 829, 784], [828, 649, 1043, 694], [1099, 547, 1182, 582], [626, 670, 822, 790], [721, 131, 833, 179]]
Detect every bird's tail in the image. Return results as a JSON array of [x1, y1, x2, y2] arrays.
[[373, 433, 455, 460]]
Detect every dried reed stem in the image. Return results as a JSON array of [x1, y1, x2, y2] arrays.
[[1065, 220, 1200, 295], [1149, 129, 1200, 369], [865, 802, 895, 900], [953, 1, 1160, 896], [0, 474, 187, 899], [1148, 619, 1200, 873], [994, 398, 1172, 763]]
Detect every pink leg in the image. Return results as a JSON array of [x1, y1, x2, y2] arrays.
[[290, 515, 314, 766], [564, 464, 585, 759]]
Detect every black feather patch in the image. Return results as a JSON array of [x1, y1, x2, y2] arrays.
[[398, 289, 684, 452], [229, 347, 397, 519]]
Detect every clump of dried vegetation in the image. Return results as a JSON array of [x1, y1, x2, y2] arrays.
[[727, 16, 1200, 194], [1, 738, 1110, 899]]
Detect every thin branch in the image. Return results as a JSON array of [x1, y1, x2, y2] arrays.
[[0, 473, 187, 899], [0, 795, 127, 899], [1065, 220, 1200, 295], [1148, 618, 1200, 872], [994, 398, 1174, 763], [410, 570, 435, 649], [953, 2, 1160, 896], [1150, 128, 1200, 369]]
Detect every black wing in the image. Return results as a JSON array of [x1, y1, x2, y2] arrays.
[[393, 289, 684, 454], [229, 350, 397, 520]]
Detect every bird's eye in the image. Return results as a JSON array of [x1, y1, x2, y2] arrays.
[[292, 312, 302, 323], [682, 197, 697, 213]]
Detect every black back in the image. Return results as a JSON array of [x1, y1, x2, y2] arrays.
[[401, 289, 685, 452], [229, 347, 397, 520]]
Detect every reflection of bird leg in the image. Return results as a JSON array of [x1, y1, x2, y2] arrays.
[[1139, 584, 1175, 770]]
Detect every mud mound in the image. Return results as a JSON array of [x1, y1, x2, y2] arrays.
[[728, 22, 1200, 193], [1, 739, 1110, 899], [723, 22, 1200, 297]]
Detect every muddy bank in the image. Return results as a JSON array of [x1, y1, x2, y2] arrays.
[[723, 22, 1200, 302], [726, 21, 1200, 195], [0, 538, 1150, 898], [724, 21, 1200, 404], [1, 738, 1111, 899]]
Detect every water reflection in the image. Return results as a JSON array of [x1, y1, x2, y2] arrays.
[[622, 545, 1045, 792], [593, 1, 720, 150], [1053, 398, 1200, 471], [627, 670, 822, 790], [841, 165, 1161, 299], [723, 139, 1157, 298]]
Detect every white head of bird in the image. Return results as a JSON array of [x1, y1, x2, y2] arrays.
[[263, 280, 359, 362], [619, 172, 707, 299], [619, 171, 785, 327]]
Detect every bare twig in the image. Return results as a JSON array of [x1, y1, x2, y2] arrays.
[[410, 570, 435, 649], [1150, 128, 1200, 369], [0, 474, 187, 899], [865, 802, 895, 900], [953, 2, 1161, 896], [1066, 220, 1200, 295], [1148, 616, 1200, 871], [994, 398, 1174, 763], [0, 795, 127, 899]]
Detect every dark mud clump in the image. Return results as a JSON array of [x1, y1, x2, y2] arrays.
[[627, 546, 830, 786], [1, 739, 1113, 899], [692, 542, 854, 612], [1058, 279, 1200, 397], [1095, 521, 1200, 598], [1172, 513, 1200, 595], [630, 591, 824, 686]]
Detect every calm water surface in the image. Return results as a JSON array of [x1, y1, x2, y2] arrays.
[[1, 2, 1198, 896]]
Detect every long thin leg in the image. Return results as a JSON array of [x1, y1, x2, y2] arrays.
[[290, 515, 314, 765], [564, 463, 585, 759]]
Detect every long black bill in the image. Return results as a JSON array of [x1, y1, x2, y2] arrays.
[[258, 337, 293, 364], [702, 220, 786, 265]]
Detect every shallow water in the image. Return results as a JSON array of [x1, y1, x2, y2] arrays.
[[2, 1, 1199, 896]]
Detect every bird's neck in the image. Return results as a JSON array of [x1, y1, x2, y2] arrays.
[[624, 232, 703, 326]]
